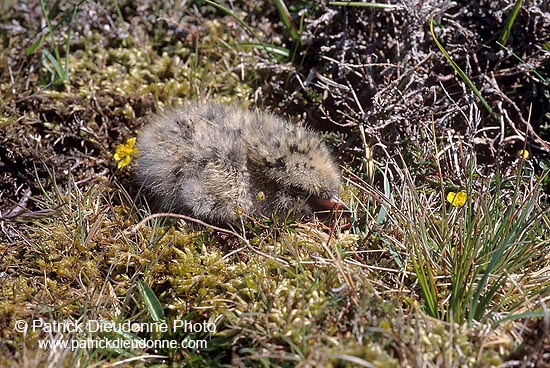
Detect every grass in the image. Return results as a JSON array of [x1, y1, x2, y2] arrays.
[[498, 0, 523, 47], [31, 0, 82, 85], [7, 143, 545, 366], [430, 18, 496, 120], [400, 143, 548, 326], [1, 1, 549, 367], [203, 0, 310, 64]]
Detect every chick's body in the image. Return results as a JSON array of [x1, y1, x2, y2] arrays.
[[137, 102, 341, 223]]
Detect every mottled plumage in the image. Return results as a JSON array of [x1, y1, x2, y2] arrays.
[[136, 101, 343, 223]]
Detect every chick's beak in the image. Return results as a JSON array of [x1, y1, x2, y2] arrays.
[[309, 196, 349, 212]]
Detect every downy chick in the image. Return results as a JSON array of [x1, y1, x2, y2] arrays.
[[136, 101, 344, 224]]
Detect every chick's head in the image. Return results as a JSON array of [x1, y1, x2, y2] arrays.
[[248, 125, 343, 215]]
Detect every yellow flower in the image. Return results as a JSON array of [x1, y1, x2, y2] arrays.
[[256, 191, 266, 202], [114, 137, 138, 169], [447, 191, 467, 207], [517, 150, 530, 159]]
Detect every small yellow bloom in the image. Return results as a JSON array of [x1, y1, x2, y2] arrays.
[[447, 191, 467, 207], [114, 137, 138, 169], [256, 191, 266, 202], [517, 150, 530, 159], [379, 319, 391, 331]]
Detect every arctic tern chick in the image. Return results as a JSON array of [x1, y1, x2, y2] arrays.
[[136, 101, 344, 224]]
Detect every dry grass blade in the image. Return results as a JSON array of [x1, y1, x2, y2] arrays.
[[329, 1, 400, 9]]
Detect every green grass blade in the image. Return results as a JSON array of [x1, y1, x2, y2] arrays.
[[467, 200, 535, 323], [238, 42, 290, 57], [472, 275, 507, 322], [63, 1, 82, 81], [25, 34, 46, 56], [39, 0, 62, 64], [492, 309, 550, 327], [204, 0, 275, 58], [496, 41, 548, 85], [408, 215, 441, 318], [430, 18, 497, 119], [381, 237, 404, 270], [274, 0, 299, 42], [498, 0, 523, 46], [138, 280, 165, 322], [376, 169, 390, 225], [412, 252, 440, 318], [41, 49, 64, 80], [113, 0, 125, 23]]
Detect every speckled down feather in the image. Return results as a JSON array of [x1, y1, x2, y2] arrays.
[[136, 101, 343, 223]]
